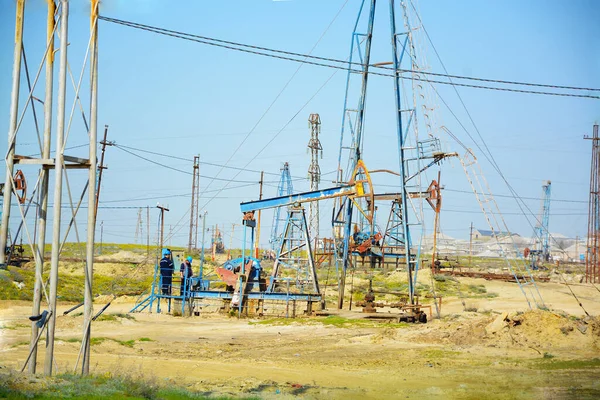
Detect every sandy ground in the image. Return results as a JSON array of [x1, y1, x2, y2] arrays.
[[1, 276, 600, 399]]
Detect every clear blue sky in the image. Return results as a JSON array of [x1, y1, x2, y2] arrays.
[[1, 0, 599, 250]]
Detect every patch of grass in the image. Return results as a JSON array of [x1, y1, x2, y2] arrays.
[[90, 337, 107, 346], [95, 313, 135, 322], [96, 314, 118, 322], [467, 284, 487, 294], [138, 337, 153, 342], [0, 325, 16, 330], [0, 371, 228, 399], [62, 337, 81, 343], [320, 315, 357, 327], [90, 337, 136, 348], [0, 266, 152, 302], [421, 349, 461, 359], [113, 313, 135, 320], [320, 315, 410, 328], [532, 358, 600, 370], [115, 339, 136, 348], [248, 317, 298, 326]]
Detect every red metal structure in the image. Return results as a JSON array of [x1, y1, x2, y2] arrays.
[[585, 124, 600, 283]]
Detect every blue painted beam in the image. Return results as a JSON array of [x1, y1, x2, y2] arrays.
[[189, 290, 322, 302], [240, 185, 355, 213]]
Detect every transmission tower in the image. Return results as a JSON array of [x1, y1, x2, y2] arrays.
[[188, 155, 200, 251], [135, 208, 143, 244], [586, 124, 600, 283], [307, 114, 322, 243], [270, 162, 294, 251], [0, 0, 102, 375], [534, 181, 551, 261]]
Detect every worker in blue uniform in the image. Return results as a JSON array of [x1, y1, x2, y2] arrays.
[[180, 255, 193, 296], [159, 249, 174, 295]]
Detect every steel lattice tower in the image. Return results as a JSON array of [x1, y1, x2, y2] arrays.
[[307, 114, 322, 242], [188, 155, 200, 251], [270, 162, 294, 251], [586, 124, 600, 283], [135, 208, 143, 244], [534, 181, 551, 260]]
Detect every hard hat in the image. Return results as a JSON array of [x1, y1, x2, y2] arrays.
[[162, 248, 170, 257], [187, 256, 193, 262]]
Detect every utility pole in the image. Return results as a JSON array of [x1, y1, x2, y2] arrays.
[[228, 223, 236, 260], [429, 172, 441, 274], [188, 155, 200, 252], [94, 125, 110, 218], [211, 225, 216, 260], [255, 171, 264, 258], [200, 211, 207, 278], [157, 204, 169, 250], [469, 222, 474, 268]]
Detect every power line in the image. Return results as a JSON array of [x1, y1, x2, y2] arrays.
[[113, 145, 263, 184], [406, 0, 580, 256], [443, 209, 586, 216], [443, 188, 587, 204], [98, 15, 600, 100], [98, 183, 257, 204], [189, 0, 350, 215], [114, 143, 314, 180]]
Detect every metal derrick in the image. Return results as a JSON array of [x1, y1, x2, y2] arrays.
[[270, 162, 294, 252]]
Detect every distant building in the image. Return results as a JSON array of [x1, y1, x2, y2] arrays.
[[472, 229, 514, 240]]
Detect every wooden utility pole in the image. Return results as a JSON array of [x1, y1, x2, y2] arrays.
[[228, 223, 236, 260], [188, 155, 200, 252], [255, 171, 264, 258], [211, 226, 216, 260], [200, 212, 207, 276], [94, 125, 110, 218], [430, 172, 441, 275], [157, 204, 169, 250]]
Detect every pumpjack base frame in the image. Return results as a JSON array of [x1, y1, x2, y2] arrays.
[[189, 290, 321, 303]]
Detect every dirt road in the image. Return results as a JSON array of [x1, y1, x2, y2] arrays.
[[1, 277, 600, 399]]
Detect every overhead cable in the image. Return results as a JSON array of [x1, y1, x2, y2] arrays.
[[114, 143, 321, 180], [98, 15, 600, 100], [113, 145, 263, 184]]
